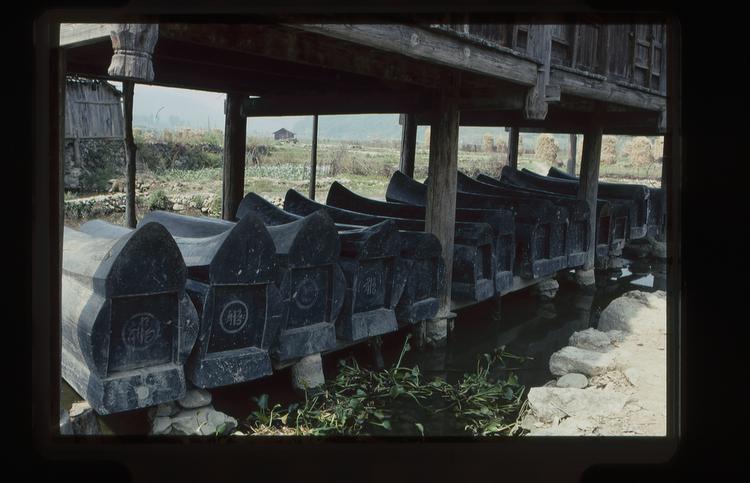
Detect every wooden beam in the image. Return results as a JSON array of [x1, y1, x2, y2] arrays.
[[507, 126, 519, 169], [399, 113, 417, 177], [425, 90, 460, 319], [160, 23, 448, 89], [309, 115, 319, 200], [550, 67, 667, 111], [567, 133, 578, 175], [122, 81, 137, 228], [222, 93, 247, 221], [293, 24, 539, 87], [60, 23, 114, 47], [576, 124, 604, 271], [523, 24, 552, 120]]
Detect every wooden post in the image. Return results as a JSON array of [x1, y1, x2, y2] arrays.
[[575, 124, 604, 278], [122, 80, 137, 228], [424, 90, 460, 345], [507, 126, 519, 169], [107, 24, 158, 82], [309, 114, 318, 200], [523, 25, 553, 120], [222, 92, 247, 221], [661, 132, 670, 189], [399, 113, 417, 177], [567, 133, 578, 175]]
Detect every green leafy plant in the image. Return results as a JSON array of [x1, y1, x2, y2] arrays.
[[243, 336, 528, 437], [146, 189, 171, 211]]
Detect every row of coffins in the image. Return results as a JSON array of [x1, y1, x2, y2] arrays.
[[498, 166, 650, 241], [62, 206, 445, 414], [545, 166, 666, 240]]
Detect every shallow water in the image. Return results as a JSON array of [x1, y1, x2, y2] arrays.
[[60, 257, 666, 436]]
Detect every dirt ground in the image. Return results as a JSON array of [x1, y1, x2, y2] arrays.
[[522, 290, 667, 436]]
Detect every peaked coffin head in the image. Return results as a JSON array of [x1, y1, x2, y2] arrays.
[[265, 209, 340, 267], [76, 220, 186, 297], [236, 192, 300, 226], [337, 219, 401, 260], [140, 211, 278, 285]]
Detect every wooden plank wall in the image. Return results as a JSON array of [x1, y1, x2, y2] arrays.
[[65, 79, 124, 139]]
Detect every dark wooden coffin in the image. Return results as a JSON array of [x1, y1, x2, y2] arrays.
[[476, 173, 624, 267], [283, 189, 495, 303], [134, 212, 283, 388], [456, 171, 589, 270], [501, 166, 649, 240], [547, 167, 666, 240], [62, 222, 200, 414], [136, 210, 345, 362], [236, 193, 403, 341], [326, 181, 515, 296], [386, 171, 568, 279]]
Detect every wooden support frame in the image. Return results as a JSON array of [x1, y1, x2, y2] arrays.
[[309, 114, 319, 200], [222, 92, 247, 221], [425, 89, 460, 318], [567, 133, 578, 175], [576, 124, 604, 271], [399, 113, 417, 178], [122, 80, 137, 228], [523, 24, 553, 120], [507, 126, 520, 169]]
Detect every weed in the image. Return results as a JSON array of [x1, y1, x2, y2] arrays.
[[146, 189, 171, 211], [243, 336, 527, 437]]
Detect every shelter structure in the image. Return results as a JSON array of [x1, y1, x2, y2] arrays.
[[52, 17, 675, 354], [273, 128, 295, 141], [64, 76, 124, 189]]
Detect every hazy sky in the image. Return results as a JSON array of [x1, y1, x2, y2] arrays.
[[112, 82, 311, 135]]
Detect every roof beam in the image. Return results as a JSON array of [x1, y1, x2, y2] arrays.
[[292, 23, 539, 87]]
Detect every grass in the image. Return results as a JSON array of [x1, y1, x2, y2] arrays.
[[241, 335, 529, 437], [64, 132, 662, 224]]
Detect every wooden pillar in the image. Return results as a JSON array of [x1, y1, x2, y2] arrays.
[[661, 132, 670, 189], [576, 125, 604, 274], [122, 81, 137, 228], [309, 114, 318, 200], [222, 92, 247, 221], [567, 133, 578, 176], [507, 126, 519, 169], [425, 90, 459, 341], [107, 24, 158, 82], [399, 113, 417, 177]]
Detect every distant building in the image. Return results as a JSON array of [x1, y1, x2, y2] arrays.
[[273, 128, 295, 141], [64, 77, 126, 190]]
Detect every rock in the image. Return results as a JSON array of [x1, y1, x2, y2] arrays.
[[556, 373, 588, 389], [527, 387, 629, 423], [148, 401, 181, 420], [68, 401, 101, 435], [534, 279, 559, 299], [169, 406, 238, 436], [549, 346, 616, 377], [606, 330, 626, 343], [597, 296, 647, 332], [201, 207, 209, 213], [569, 328, 612, 352], [623, 368, 639, 386], [172, 203, 185, 211], [573, 269, 596, 287], [646, 237, 667, 259], [178, 388, 212, 409], [291, 353, 325, 391], [151, 416, 173, 435]]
